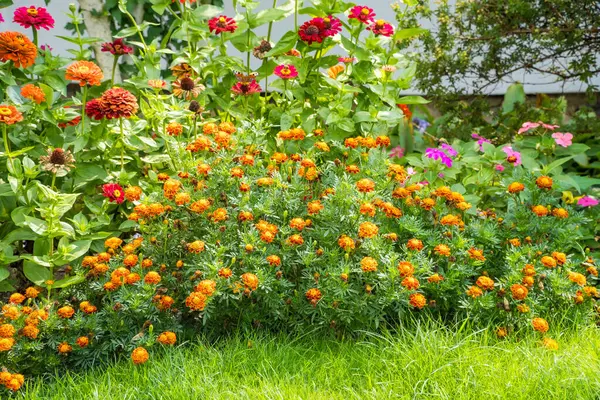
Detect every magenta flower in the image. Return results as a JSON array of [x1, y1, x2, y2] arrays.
[[338, 57, 356, 64], [577, 196, 599, 207], [389, 146, 404, 159], [441, 143, 457, 157], [495, 164, 505, 172], [321, 15, 342, 37], [0, 13, 4, 23], [471, 133, 491, 151], [40, 44, 52, 51], [231, 80, 261, 96], [13, 6, 55, 30], [551, 132, 573, 148], [425, 148, 453, 168], [274, 64, 298, 80], [348, 6, 375, 24], [101, 38, 133, 56], [502, 146, 522, 166], [367, 20, 394, 37]]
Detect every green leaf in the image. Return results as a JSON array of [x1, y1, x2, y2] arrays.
[[23, 263, 52, 286], [251, 8, 287, 28], [264, 30, 297, 57], [394, 27, 428, 41], [50, 275, 86, 289], [0, 280, 15, 292], [0, 266, 9, 281], [502, 83, 526, 114], [397, 95, 429, 105], [543, 156, 574, 174], [193, 5, 224, 19]]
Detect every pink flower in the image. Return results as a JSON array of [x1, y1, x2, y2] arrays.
[[406, 167, 416, 176], [0, 14, 4, 23], [274, 64, 298, 79], [367, 20, 394, 37], [518, 121, 560, 134], [13, 6, 55, 30], [389, 146, 404, 159], [231, 80, 261, 96], [472, 133, 491, 151], [502, 146, 522, 166], [551, 132, 573, 148], [101, 38, 133, 56], [348, 6, 375, 24], [102, 183, 125, 204], [40, 44, 52, 51], [321, 15, 342, 37], [495, 164, 505, 172], [577, 196, 598, 207], [208, 15, 237, 34], [338, 57, 356, 64]]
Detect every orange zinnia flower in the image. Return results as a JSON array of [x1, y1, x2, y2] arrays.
[[0, 32, 37, 68], [21, 84, 46, 104], [0, 105, 23, 125], [65, 60, 104, 86]]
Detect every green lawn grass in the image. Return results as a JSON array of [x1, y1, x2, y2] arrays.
[[22, 322, 600, 400]]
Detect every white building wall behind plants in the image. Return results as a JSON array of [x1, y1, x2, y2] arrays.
[[1, 0, 598, 95]]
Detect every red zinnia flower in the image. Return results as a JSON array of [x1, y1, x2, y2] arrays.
[[274, 64, 298, 79], [349, 6, 375, 24], [231, 80, 261, 96], [101, 38, 133, 56], [13, 6, 55, 30], [298, 18, 326, 44], [103, 183, 125, 204], [100, 87, 138, 119], [85, 98, 105, 120], [208, 15, 237, 34], [367, 20, 394, 37]]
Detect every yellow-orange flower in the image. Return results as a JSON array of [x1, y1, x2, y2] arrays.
[[158, 331, 177, 345], [0, 32, 37, 68], [541, 337, 558, 350], [187, 240, 206, 253], [21, 84, 45, 104], [305, 288, 322, 305], [532, 205, 549, 217], [568, 272, 586, 286], [0, 324, 15, 338], [76, 336, 90, 348], [434, 244, 451, 257], [358, 221, 378, 238], [131, 347, 149, 364], [507, 182, 525, 194], [540, 256, 557, 268], [356, 178, 375, 193], [360, 256, 378, 272], [402, 276, 420, 290], [535, 175, 553, 190], [407, 238, 423, 251], [531, 317, 549, 333], [58, 342, 72, 354], [466, 285, 483, 298], [57, 306, 75, 319], [241, 272, 259, 290], [409, 293, 427, 309], [476, 276, 494, 290], [510, 284, 528, 300], [65, 60, 104, 86], [468, 248, 485, 262], [144, 271, 161, 284], [0, 105, 23, 125], [195, 279, 217, 296]]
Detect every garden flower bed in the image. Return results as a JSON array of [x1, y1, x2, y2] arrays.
[[0, 0, 598, 394]]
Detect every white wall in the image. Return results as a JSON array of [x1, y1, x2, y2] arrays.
[[2, 0, 597, 95]]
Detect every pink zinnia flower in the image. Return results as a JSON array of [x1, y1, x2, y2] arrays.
[[389, 146, 404, 158], [551, 132, 573, 148], [103, 183, 125, 204], [338, 57, 356, 64], [13, 6, 55, 30], [321, 15, 342, 37], [101, 38, 133, 56], [0, 14, 4, 23], [349, 6, 375, 24], [367, 20, 394, 37], [502, 146, 522, 166], [231, 80, 261, 96], [208, 15, 237, 34], [472, 133, 491, 151], [578, 196, 598, 207], [495, 164, 505, 172], [274, 64, 298, 79]]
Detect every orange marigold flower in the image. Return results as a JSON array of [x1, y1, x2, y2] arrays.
[[166, 122, 183, 136], [568, 272, 586, 286], [305, 288, 322, 305], [2, 305, 20, 320], [195, 279, 217, 296], [552, 208, 569, 218], [468, 248, 485, 261], [209, 207, 228, 223], [287, 234, 304, 246], [496, 327, 508, 338], [266, 255, 281, 266], [338, 235, 355, 251], [105, 237, 123, 249], [360, 256, 378, 272], [57, 306, 75, 319], [123, 254, 139, 267], [507, 182, 525, 194], [476, 276, 494, 290], [76, 336, 89, 348], [466, 285, 483, 298], [190, 199, 211, 214], [0, 32, 37, 68], [0, 104, 23, 125], [65, 60, 103, 86], [535, 175, 553, 190], [397, 261, 414, 277], [175, 192, 191, 206], [509, 238, 521, 247], [517, 304, 530, 313], [238, 210, 254, 222], [125, 273, 141, 285], [541, 337, 558, 350], [21, 325, 39, 339], [187, 240, 206, 253], [420, 198, 436, 211], [522, 276, 535, 287], [131, 347, 149, 364], [307, 200, 324, 215], [358, 221, 378, 238], [21, 83, 45, 104], [427, 273, 444, 284], [434, 244, 451, 257], [219, 121, 236, 134], [532, 317, 549, 333], [163, 178, 181, 199], [359, 202, 376, 217], [203, 122, 218, 135], [541, 256, 557, 268], [402, 276, 420, 290], [158, 331, 177, 345], [346, 165, 360, 174], [289, 217, 307, 231], [584, 286, 598, 298], [0, 324, 15, 338], [409, 293, 427, 309], [58, 342, 72, 354], [407, 238, 424, 251], [218, 268, 233, 278], [552, 251, 567, 265], [156, 295, 174, 310], [0, 337, 15, 351], [511, 284, 528, 300], [144, 271, 161, 284], [440, 214, 461, 226], [356, 178, 375, 193], [8, 293, 25, 304], [241, 272, 259, 290], [532, 205, 549, 217]]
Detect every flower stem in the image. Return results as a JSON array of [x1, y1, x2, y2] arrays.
[[2, 125, 14, 172], [264, 0, 278, 97], [119, 118, 125, 171], [294, 0, 299, 32], [32, 27, 38, 47], [80, 86, 88, 137], [246, 9, 251, 74], [51, 173, 57, 190], [111, 56, 119, 86]]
